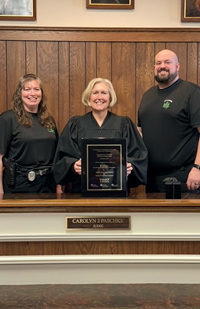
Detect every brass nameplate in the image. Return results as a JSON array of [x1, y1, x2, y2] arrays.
[[66, 216, 131, 230]]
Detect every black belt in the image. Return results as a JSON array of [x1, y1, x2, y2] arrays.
[[16, 166, 52, 181]]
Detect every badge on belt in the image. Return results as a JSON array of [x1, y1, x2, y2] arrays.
[[27, 171, 36, 181]]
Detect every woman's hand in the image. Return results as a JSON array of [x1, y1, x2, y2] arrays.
[[74, 159, 82, 175], [127, 162, 133, 176], [56, 184, 63, 194]]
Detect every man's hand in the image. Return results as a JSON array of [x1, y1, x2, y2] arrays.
[[186, 167, 200, 190]]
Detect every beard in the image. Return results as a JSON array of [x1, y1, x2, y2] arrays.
[[155, 69, 178, 84]]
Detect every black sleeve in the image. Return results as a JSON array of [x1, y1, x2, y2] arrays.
[[125, 117, 148, 187], [53, 117, 81, 185], [0, 112, 14, 156]]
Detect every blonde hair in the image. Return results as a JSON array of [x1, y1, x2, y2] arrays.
[[82, 78, 117, 107]]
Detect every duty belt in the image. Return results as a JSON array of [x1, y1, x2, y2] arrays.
[[16, 166, 52, 182]]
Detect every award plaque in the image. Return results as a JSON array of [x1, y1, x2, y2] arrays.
[[81, 138, 127, 197]]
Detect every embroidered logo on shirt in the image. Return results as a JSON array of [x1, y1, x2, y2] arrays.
[[163, 99, 173, 109], [48, 127, 54, 133]]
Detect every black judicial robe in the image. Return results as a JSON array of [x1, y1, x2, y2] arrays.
[[53, 111, 148, 193]]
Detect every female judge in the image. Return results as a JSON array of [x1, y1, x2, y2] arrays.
[[53, 77, 148, 193]]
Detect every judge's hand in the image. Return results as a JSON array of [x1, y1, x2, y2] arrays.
[[186, 167, 200, 191], [74, 159, 82, 175], [127, 162, 133, 176]]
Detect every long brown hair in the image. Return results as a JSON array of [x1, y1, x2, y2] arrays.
[[12, 74, 55, 129]]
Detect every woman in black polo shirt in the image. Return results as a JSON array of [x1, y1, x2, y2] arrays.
[[0, 74, 58, 193]]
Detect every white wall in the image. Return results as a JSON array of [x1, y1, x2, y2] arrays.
[[0, 0, 199, 28]]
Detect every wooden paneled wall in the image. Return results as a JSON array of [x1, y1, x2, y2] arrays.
[[0, 27, 200, 133]]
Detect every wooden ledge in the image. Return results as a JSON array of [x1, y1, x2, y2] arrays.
[[0, 193, 200, 213]]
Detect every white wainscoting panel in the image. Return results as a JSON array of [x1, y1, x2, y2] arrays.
[[0, 212, 200, 241], [0, 255, 200, 285]]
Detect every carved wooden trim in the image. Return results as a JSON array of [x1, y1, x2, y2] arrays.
[[0, 27, 200, 42]]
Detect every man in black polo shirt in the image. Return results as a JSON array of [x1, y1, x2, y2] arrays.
[[138, 49, 200, 192]]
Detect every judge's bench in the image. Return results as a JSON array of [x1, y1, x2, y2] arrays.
[[0, 190, 200, 285]]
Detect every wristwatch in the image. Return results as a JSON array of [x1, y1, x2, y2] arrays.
[[193, 164, 200, 170]]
